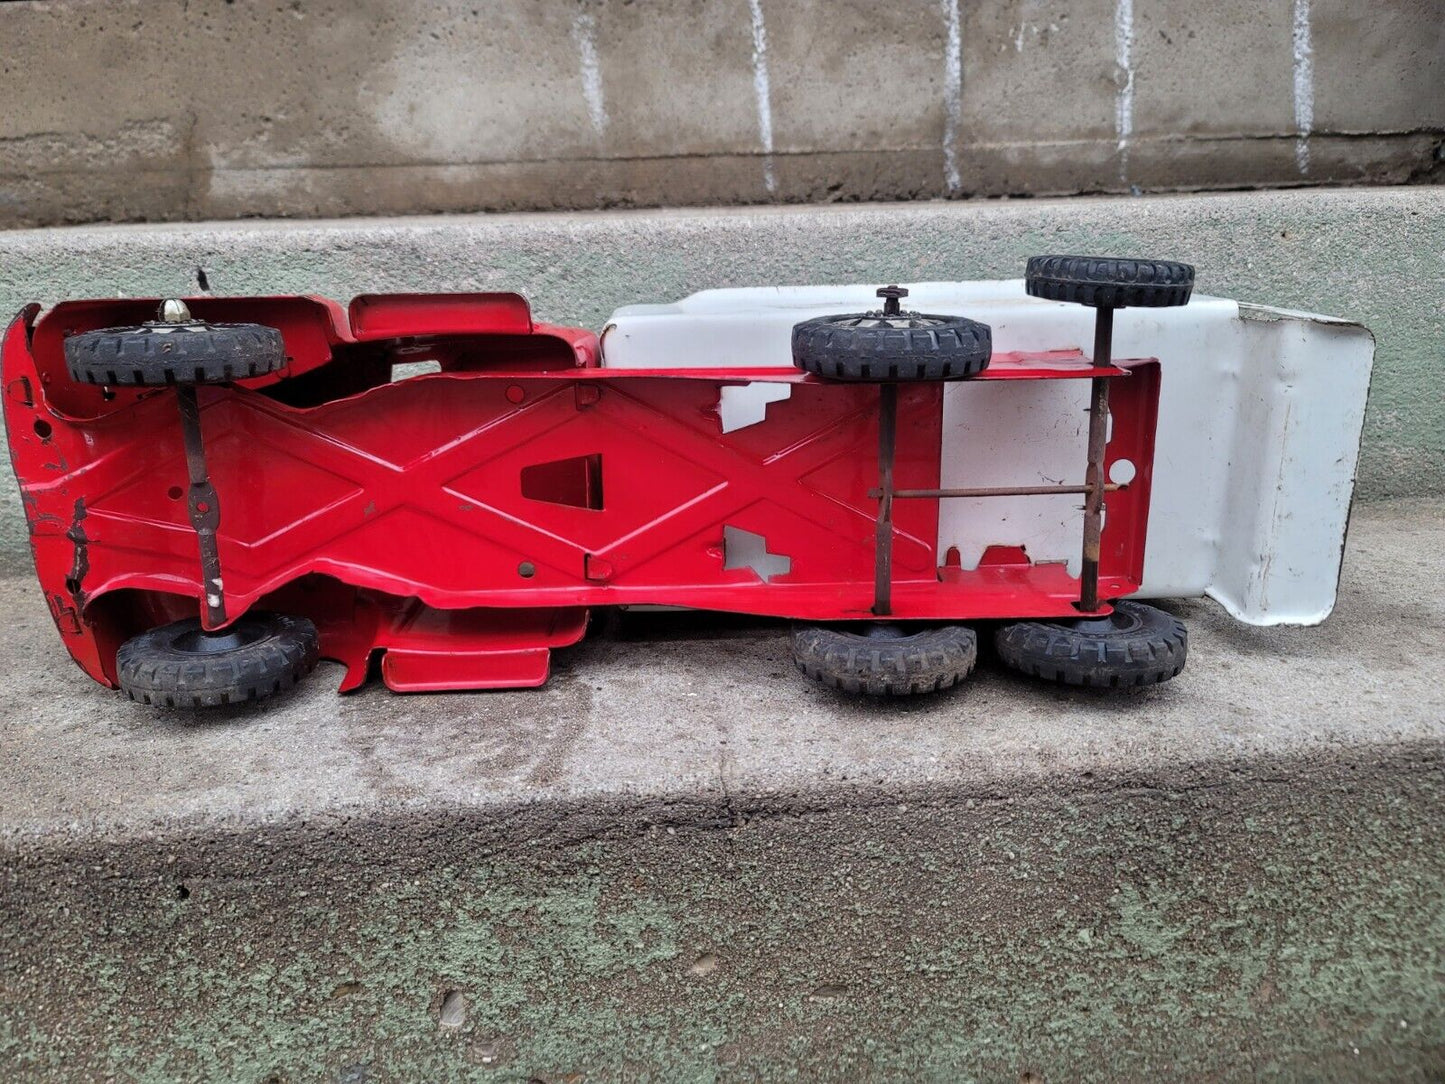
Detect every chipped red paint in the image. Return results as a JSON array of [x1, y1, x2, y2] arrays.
[[3, 295, 1159, 694]]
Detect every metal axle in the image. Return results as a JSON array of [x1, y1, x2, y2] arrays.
[[1078, 306, 1115, 612], [879, 482, 1124, 500], [177, 386, 226, 627], [160, 299, 227, 627], [873, 382, 898, 616], [876, 285, 907, 317]]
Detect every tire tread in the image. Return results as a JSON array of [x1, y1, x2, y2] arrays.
[[792, 313, 992, 382], [994, 601, 1187, 688], [1024, 255, 1195, 309], [792, 625, 977, 697], [65, 322, 286, 387]]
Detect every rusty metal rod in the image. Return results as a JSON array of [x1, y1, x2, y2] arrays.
[[1078, 306, 1115, 613], [878, 483, 1125, 500], [873, 382, 897, 617], [176, 385, 227, 627]]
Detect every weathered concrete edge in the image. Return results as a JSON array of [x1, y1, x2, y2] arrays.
[[1, 186, 1441, 576], [5, 737, 1440, 861]]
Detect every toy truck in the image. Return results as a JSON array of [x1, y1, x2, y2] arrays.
[[2, 257, 1373, 707]]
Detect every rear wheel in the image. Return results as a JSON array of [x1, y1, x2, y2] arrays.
[[993, 601, 1186, 688], [115, 611, 320, 708], [792, 623, 978, 696], [1024, 255, 1195, 309], [792, 300, 991, 382]]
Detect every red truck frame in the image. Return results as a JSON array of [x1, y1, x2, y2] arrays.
[[4, 257, 1189, 704]]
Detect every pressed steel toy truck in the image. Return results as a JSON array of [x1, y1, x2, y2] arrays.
[[3, 256, 1372, 708]]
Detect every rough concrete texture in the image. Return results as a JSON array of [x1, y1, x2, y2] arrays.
[[2, 186, 1443, 572], [0, 0, 1441, 227], [1, 498, 1443, 1081]]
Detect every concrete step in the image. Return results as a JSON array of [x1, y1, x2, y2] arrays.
[[3, 188, 1443, 578], [1, 497, 1441, 1080]]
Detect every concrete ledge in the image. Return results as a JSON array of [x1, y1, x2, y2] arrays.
[[1, 499, 1442, 1079], [2, 187, 1443, 575]]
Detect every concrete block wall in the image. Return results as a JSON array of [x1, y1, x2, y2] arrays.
[[1, 0, 1441, 228]]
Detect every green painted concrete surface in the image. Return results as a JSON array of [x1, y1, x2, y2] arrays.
[[2, 751, 1441, 1083], [1, 186, 1442, 572]]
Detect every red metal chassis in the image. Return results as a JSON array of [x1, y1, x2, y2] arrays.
[[2, 293, 1160, 693]]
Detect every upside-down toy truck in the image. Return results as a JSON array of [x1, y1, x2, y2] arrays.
[[2, 257, 1374, 708]]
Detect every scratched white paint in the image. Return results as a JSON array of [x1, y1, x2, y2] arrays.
[[1114, 0, 1134, 184], [719, 382, 791, 433], [572, 11, 608, 137], [942, 0, 963, 193], [1292, 0, 1314, 174], [746, 0, 776, 193]]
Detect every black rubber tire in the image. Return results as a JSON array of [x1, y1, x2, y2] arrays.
[[1025, 256, 1195, 309], [792, 623, 978, 696], [115, 611, 320, 708], [65, 321, 286, 386], [993, 600, 1187, 688], [792, 313, 992, 382]]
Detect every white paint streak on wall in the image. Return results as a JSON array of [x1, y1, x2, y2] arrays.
[[1114, 0, 1134, 183], [572, 11, 608, 137], [942, 0, 962, 193], [1292, 0, 1314, 174], [747, 0, 776, 193]]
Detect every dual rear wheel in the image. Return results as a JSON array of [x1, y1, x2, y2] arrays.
[[790, 602, 1188, 697], [789, 254, 1195, 696]]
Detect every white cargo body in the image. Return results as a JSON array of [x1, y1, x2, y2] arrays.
[[600, 281, 1375, 627]]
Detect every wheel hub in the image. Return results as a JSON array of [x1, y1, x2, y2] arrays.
[[1066, 608, 1144, 636], [859, 622, 907, 640], [169, 619, 267, 655], [838, 313, 947, 329]]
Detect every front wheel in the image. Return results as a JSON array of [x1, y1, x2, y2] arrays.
[[993, 600, 1187, 688], [64, 301, 286, 387], [115, 611, 320, 708]]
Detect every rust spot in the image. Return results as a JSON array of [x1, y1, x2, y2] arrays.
[[18, 488, 62, 532], [5, 376, 33, 406], [48, 594, 82, 636], [65, 496, 89, 611]]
